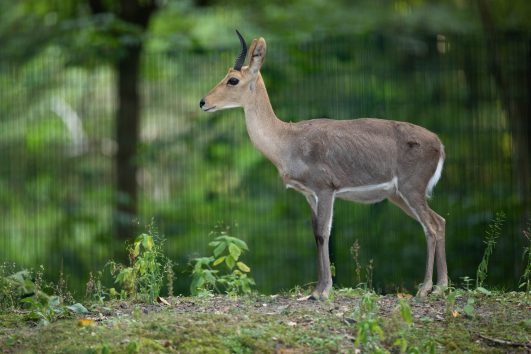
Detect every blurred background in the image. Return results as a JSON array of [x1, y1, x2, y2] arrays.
[[0, 0, 529, 296]]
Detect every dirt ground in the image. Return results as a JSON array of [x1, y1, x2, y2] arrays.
[[1, 291, 530, 353]]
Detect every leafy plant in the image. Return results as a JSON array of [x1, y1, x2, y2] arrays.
[[110, 232, 173, 304], [476, 212, 505, 289], [444, 287, 476, 319], [191, 226, 255, 296], [0, 264, 34, 310], [21, 295, 88, 326], [354, 293, 387, 353], [393, 299, 413, 353], [0, 264, 87, 325]]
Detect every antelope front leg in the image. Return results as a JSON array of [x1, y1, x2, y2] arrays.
[[310, 192, 335, 300]]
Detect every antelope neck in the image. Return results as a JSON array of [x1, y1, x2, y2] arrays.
[[242, 74, 288, 167]]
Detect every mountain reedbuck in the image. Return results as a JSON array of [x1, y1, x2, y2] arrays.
[[200, 31, 447, 299]]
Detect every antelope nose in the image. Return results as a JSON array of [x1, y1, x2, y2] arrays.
[[199, 98, 205, 109]]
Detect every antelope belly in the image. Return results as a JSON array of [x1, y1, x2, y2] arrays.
[[335, 178, 397, 204]]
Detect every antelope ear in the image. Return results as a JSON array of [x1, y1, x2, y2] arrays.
[[248, 37, 266, 75]]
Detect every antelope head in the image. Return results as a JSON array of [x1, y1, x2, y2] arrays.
[[200, 30, 266, 112]]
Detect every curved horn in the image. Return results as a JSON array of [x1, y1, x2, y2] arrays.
[[233, 29, 247, 71]]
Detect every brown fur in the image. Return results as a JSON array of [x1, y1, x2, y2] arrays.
[[201, 36, 448, 299]]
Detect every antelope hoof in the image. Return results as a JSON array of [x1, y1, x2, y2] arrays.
[[310, 292, 328, 301], [310, 286, 332, 301], [416, 283, 433, 299], [432, 284, 448, 296]]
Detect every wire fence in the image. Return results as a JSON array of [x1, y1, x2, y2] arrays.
[[0, 34, 529, 295]]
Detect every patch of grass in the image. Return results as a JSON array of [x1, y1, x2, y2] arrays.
[[1, 291, 529, 353]]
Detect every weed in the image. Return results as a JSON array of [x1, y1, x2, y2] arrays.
[[350, 240, 362, 285], [110, 231, 173, 304], [0, 262, 23, 310], [392, 299, 413, 353], [366, 259, 374, 290], [191, 225, 255, 296], [165, 259, 175, 298], [460, 276, 473, 291], [519, 222, 531, 296], [85, 271, 107, 304], [476, 212, 505, 289], [354, 292, 387, 353], [52, 264, 75, 306], [349, 240, 374, 291], [330, 262, 336, 278]]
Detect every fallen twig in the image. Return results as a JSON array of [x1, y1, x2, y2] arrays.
[[478, 334, 531, 349]]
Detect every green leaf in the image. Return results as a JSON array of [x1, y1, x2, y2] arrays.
[[67, 303, 89, 314], [463, 304, 474, 316], [236, 262, 250, 273], [141, 234, 154, 251], [213, 243, 227, 257], [213, 256, 226, 266], [208, 241, 221, 247], [48, 296, 61, 307], [228, 243, 241, 260], [229, 237, 249, 251], [133, 243, 141, 258], [191, 276, 205, 294], [399, 300, 413, 325], [476, 287, 491, 295], [225, 255, 236, 269]]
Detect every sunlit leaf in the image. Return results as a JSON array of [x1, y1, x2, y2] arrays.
[[213, 256, 226, 266], [225, 255, 235, 269], [228, 243, 241, 260], [236, 262, 250, 273]]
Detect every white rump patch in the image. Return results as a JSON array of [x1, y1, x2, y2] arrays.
[[426, 149, 444, 198]]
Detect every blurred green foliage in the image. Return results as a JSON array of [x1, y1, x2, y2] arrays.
[[0, 0, 529, 296]]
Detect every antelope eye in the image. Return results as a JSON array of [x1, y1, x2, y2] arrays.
[[227, 77, 239, 86]]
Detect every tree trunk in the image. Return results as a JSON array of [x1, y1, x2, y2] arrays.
[[114, 43, 142, 240], [476, 0, 531, 217], [87, 0, 158, 240]]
